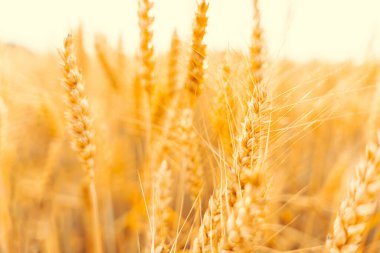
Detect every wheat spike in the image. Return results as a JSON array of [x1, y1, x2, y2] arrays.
[[60, 33, 103, 253], [221, 0, 271, 250], [193, 190, 222, 253], [94, 34, 120, 90], [152, 30, 181, 126], [151, 159, 172, 253], [177, 108, 203, 204], [326, 132, 380, 253], [212, 62, 235, 156], [221, 95, 270, 252], [138, 0, 155, 98], [0, 97, 12, 253], [184, 0, 209, 106], [249, 0, 264, 91], [74, 24, 88, 75]]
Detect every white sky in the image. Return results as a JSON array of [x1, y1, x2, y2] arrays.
[[1, 0, 380, 61]]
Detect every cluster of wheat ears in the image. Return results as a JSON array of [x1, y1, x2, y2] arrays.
[[1, 0, 380, 252]]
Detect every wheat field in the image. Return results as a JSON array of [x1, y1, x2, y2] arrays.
[[1, 0, 380, 252]]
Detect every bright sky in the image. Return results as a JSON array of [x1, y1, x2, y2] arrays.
[[1, 0, 380, 61]]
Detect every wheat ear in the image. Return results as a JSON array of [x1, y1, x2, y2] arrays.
[[249, 0, 264, 91], [0, 97, 12, 253], [184, 0, 209, 107], [326, 132, 380, 253], [150, 159, 172, 253], [74, 24, 88, 76], [212, 62, 235, 156], [94, 34, 120, 90], [138, 0, 155, 99], [177, 108, 203, 204], [222, 0, 271, 250], [60, 34, 103, 253], [152, 30, 180, 126], [222, 95, 269, 252], [192, 189, 223, 253]]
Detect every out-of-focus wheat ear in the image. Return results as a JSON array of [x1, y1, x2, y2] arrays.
[[150, 159, 172, 253], [117, 34, 127, 84], [177, 108, 204, 205], [0, 97, 12, 253], [184, 0, 209, 107], [60, 33, 103, 253], [117, 34, 127, 76], [94, 34, 120, 91], [192, 189, 223, 253], [249, 0, 264, 91], [138, 0, 155, 100], [325, 132, 380, 253], [132, 73, 145, 135], [212, 61, 235, 156], [167, 30, 180, 99], [152, 30, 181, 126], [367, 74, 380, 140], [74, 23, 88, 76]]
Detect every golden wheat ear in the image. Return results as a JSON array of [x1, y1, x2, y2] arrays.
[[221, 0, 271, 251], [152, 30, 181, 127], [212, 61, 235, 157], [184, 0, 209, 107], [150, 159, 172, 253], [325, 131, 380, 253], [138, 0, 155, 101], [192, 189, 223, 253], [0, 97, 12, 253], [60, 33, 103, 253], [94, 34, 121, 91]]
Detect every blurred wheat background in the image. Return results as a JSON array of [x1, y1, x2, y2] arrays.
[[1, 0, 380, 252]]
